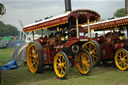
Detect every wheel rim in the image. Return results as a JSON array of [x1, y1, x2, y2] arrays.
[[82, 41, 98, 66], [27, 43, 39, 73], [54, 53, 67, 78], [115, 49, 128, 71], [76, 52, 91, 75]]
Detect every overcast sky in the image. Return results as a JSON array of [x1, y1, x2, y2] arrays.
[[0, 0, 125, 30]]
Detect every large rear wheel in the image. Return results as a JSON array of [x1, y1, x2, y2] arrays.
[[82, 40, 100, 66], [54, 52, 70, 79], [115, 48, 128, 71], [76, 50, 93, 75], [27, 41, 43, 73]]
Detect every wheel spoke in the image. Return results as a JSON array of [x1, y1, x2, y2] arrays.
[[57, 57, 61, 63], [119, 52, 122, 58], [56, 64, 61, 69], [123, 62, 126, 67], [83, 41, 99, 66], [35, 58, 39, 64], [125, 59, 128, 61], [62, 57, 65, 63], [63, 66, 66, 70], [122, 52, 126, 57], [115, 49, 128, 71], [76, 51, 92, 75], [124, 55, 128, 58], [54, 52, 69, 79], [85, 64, 90, 71], [84, 45, 90, 51], [89, 44, 92, 50], [81, 55, 85, 61], [92, 49, 97, 54], [118, 59, 122, 64], [60, 68, 65, 75], [122, 61, 128, 66], [120, 62, 123, 67], [82, 64, 86, 71], [30, 64, 33, 68], [27, 42, 43, 73], [92, 54, 97, 58]]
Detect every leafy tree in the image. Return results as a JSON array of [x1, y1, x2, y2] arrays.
[[114, 8, 125, 18], [0, 21, 19, 37]]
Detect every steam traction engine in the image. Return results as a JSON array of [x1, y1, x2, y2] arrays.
[[23, 9, 100, 79], [82, 16, 128, 71]]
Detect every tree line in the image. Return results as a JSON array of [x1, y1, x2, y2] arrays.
[[114, 8, 125, 18], [0, 21, 19, 37]]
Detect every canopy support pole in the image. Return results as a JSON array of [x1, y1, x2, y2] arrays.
[[87, 18, 91, 38], [41, 29, 43, 37], [32, 31, 34, 41], [76, 18, 79, 39], [47, 29, 49, 38]]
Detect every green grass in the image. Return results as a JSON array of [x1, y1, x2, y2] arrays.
[[0, 48, 14, 65], [1, 48, 128, 85]]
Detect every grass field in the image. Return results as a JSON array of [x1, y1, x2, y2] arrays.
[[1, 48, 128, 85]]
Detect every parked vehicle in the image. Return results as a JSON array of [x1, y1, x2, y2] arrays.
[[82, 16, 128, 71], [13, 39, 26, 47], [0, 40, 8, 48], [23, 9, 100, 79]]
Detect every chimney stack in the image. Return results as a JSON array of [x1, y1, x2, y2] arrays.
[[125, 0, 128, 16], [65, 0, 72, 13]]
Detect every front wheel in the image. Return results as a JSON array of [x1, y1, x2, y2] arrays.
[[115, 48, 128, 71], [76, 50, 93, 75], [26, 41, 43, 73], [54, 52, 70, 79], [82, 40, 100, 66]]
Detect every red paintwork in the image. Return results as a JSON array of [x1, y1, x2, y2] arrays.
[[114, 42, 124, 49], [42, 48, 49, 64], [71, 59, 75, 67], [118, 42, 124, 49], [48, 47, 55, 64], [42, 43, 64, 64], [100, 44, 108, 59], [65, 40, 78, 47], [100, 43, 113, 59]]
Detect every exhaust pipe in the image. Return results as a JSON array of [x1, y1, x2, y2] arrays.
[[125, 0, 128, 16], [65, 0, 72, 13]]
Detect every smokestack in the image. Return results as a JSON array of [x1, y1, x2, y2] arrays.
[[125, 0, 128, 16], [65, 0, 72, 13]]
